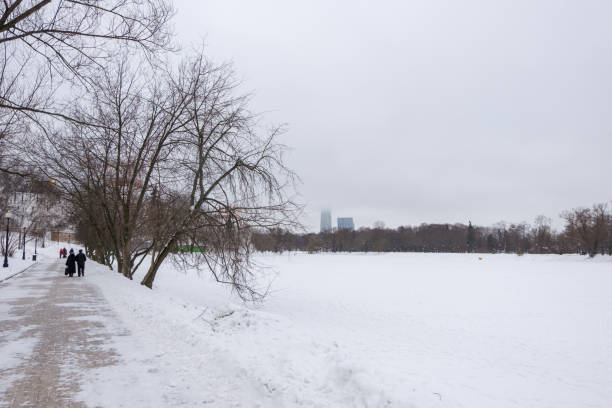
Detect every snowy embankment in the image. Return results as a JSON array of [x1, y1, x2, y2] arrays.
[[80, 252, 612, 407], [0, 254, 36, 282], [79, 259, 393, 407]]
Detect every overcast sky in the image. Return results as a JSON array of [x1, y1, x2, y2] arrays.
[[174, 1, 612, 231]]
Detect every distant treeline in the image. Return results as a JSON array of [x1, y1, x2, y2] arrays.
[[252, 203, 612, 257]]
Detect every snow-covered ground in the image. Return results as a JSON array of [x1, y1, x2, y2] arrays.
[[75, 252, 612, 407], [0, 249, 37, 281], [2, 246, 611, 407]]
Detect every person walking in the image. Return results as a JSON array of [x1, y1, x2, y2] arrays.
[[62, 247, 67, 258], [65, 249, 76, 277], [76, 249, 87, 277], [59, 249, 63, 259]]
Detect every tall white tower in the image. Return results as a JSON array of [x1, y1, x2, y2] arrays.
[[320, 209, 332, 233]]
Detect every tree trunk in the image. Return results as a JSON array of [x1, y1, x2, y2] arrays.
[[116, 252, 124, 275], [141, 239, 174, 288], [121, 251, 133, 279]]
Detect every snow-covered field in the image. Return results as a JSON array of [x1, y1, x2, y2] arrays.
[[75, 252, 612, 407], [3, 245, 610, 407]]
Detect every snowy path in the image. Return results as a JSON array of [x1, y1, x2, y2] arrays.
[[0, 259, 122, 407], [0, 259, 258, 407]]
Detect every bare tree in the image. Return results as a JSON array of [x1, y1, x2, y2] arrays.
[[0, 1, 174, 63], [26, 56, 189, 279], [0, 0, 174, 173], [138, 52, 300, 297], [24, 51, 299, 299], [561, 203, 610, 257], [532, 215, 553, 253], [373, 220, 385, 229], [591, 203, 609, 256]]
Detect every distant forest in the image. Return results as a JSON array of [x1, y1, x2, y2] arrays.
[[252, 203, 612, 257]]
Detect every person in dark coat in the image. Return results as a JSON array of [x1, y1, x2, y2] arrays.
[[76, 249, 87, 277], [65, 249, 76, 277], [62, 247, 67, 258]]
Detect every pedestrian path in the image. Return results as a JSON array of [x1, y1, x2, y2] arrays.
[[0, 260, 125, 407]]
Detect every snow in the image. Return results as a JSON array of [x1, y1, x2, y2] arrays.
[[0, 253, 36, 281], [0, 334, 39, 394], [83, 252, 612, 407], [79, 261, 391, 407], [0, 250, 47, 395], [2, 247, 612, 407]]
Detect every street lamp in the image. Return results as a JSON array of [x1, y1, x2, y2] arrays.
[[22, 226, 26, 260], [33, 237, 37, 261], [3, 211, 11, 268]]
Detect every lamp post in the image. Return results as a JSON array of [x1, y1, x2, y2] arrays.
[[22, 226, 25, 260], [3, 211, 11, 268]]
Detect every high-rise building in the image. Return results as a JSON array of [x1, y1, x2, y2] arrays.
[[337, 217, 354, 232], [320, 209, 332, 233]]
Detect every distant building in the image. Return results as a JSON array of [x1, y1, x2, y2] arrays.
[[337, 217, 354, 232], [320, 209, 332, 233], [4, 191, 73, 245]]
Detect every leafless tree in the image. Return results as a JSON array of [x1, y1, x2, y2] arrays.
[[1, 230, 17, 257], [532, 215, 553, 253], [561, 203, 610, 257], [0, 0, 174, 173], [0, 1, 174, 65], [373, 220, 385, 229], [591, 203, 609, 256], [24, 51, 299, 299], [137, 52, 300, 298], [25, 56, 188, 279]]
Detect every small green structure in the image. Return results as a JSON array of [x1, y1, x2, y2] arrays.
[[177, 245, 204, 253]]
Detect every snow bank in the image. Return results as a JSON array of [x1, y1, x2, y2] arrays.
[[80, 258, 399, 407], [0, 255, 35, 282]]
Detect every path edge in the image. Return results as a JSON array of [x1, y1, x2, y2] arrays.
[[0, 262, 39, 283]]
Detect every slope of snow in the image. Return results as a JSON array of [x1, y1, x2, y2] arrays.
[[78, 260, 396, 407], [70, 252, 612, 407], [0, 253, 36, 281]]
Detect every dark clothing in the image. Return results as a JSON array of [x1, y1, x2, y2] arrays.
[[75, 252, 86, 266], [76, 252, 86, 277], [65, 254, 76, 277]]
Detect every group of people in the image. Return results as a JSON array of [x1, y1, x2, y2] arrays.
[[64, 248, 87, 277]]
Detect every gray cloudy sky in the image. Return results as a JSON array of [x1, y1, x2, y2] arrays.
[[174, 1, 612, 231]]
